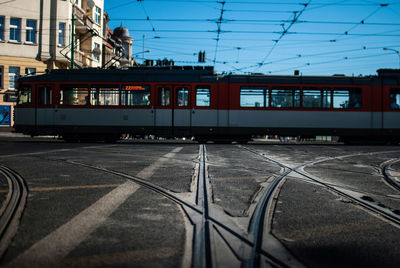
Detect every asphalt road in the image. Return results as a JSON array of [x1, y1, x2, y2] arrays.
[[0, 137, 399, 267]]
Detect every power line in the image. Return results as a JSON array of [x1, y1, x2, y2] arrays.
[[0, 0, 16, 5], [255, 0, 312, 70], [332, 4, 389, 42], [109, 17, 400, 26], [108, 1, 400, 7], [266, 53, 392, 74], [112, 28, 400, 36], [137, 0, 157, 33]]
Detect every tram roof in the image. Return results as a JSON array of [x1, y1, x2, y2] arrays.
[[18, 67, 399, 86]]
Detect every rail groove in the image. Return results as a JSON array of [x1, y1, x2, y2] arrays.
[[64, 146, 293, 267], [240, 146, 400, 227], [0, 166, 28, 257], [381, 159, 400, 192]]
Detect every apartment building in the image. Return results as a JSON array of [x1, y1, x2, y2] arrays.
[[0, 0, 105, 127]]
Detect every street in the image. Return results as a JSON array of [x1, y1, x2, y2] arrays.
[[0, 137, 399, 267]]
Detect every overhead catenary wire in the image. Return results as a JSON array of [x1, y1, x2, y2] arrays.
[[332, 3, 389, 42], [0, 0, 16, 5], [255, 0, 312, 70], [137, 0, 157, 33], [108, 0, 400, 8], [110, 17, 400, 26]]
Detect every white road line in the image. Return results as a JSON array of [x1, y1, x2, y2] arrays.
[[136, 147, 183, 179], [7, 147, 183, 268]]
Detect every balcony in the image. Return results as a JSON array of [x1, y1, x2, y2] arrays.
[[73, 49, 84, 67], [73, 4, 94, 34]]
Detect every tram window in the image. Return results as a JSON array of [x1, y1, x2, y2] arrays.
[[158, 87, 170, 106], [302, 88, 331, 108], [17, 85, 32, 105], [91, 86, 119, 106], [121, 85, 150, 106], [60, 85, 89, 105], [271, 87, 300, 108], [240, 87, 268, 107], [196, 86, 210, 107], [37, 86, 52, 106], [176, 87, 189, 107], [390, 88, 400, 109], [333, 88, 361, 108]]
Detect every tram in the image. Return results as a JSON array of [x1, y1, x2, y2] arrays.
[[14, 67, 400, 143]]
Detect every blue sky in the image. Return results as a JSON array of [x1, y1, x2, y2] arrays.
[[104, 0, 400, 76]]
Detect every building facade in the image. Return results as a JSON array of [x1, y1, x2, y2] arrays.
[[102, 13, 134, 69], [0, 0, 105, 127]]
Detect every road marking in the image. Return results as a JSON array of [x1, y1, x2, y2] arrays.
[[0, 184, 121, 193], [30, 184, 122, 192], [7, 147, 183, 267], [136, 147, 183, 179]]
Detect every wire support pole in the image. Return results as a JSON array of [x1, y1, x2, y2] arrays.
[[213, 1, 225, 67], [71, 6, 75, 69]]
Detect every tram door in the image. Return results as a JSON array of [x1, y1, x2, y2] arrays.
[[173, 86, 192, 137], [35, 85, 54, 131], [155, 85, 192, 137]]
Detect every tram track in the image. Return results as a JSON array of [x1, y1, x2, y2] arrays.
[[381, 159, 400, 192], [56, 145, 298, 268], [60, 148, 253, 268], [239, 145, 400, 229], [12, 144, 398, 267], [0, 166, 28, 258]]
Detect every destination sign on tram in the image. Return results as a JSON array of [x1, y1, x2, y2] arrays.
[[125, 86, 146, 91]]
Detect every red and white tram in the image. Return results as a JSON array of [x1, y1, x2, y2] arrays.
[[14, 67, 400, 143]]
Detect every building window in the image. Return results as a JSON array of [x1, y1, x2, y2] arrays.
[[0, 16, 4, 41], [10, 18, 21, 42], [93, 42, 100, 61], [26, 19, 36, 43], [58, 23, 65, 46], [25, 68, 36, 75], [122, 42, 129, 59], [0, 66, 3, 89], [8, 67, 20, 89], [94, 6, 101, 25]]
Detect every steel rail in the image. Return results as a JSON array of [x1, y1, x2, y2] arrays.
[[240, 146, 400, 234], [0, 166, 28, 257], [192, 144, 211, 268], [64, 158, 255, 267], [64, 147, 287, 267], [239, 146, 308, 268], [381, 158, 400, 192]]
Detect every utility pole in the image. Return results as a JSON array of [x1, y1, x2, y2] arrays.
[[71, 4, 75, 69], [142, 34, 145, 64]]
